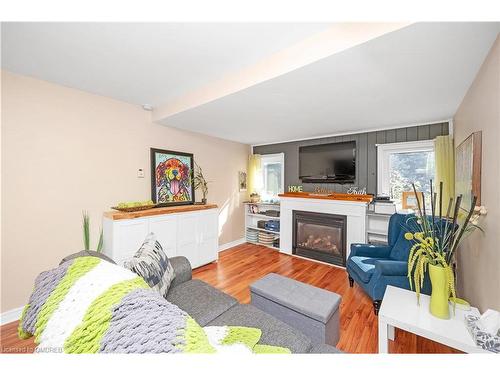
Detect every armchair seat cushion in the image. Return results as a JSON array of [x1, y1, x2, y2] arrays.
[[348, 256, 385, 283]]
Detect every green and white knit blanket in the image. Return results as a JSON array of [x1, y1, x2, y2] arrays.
[[18, 257, 290, 354]]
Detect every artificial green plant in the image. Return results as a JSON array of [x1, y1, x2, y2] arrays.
[[83, 211, 104, 252], [405, 181, 486, 303]]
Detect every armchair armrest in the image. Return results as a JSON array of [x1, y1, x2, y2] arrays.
[[374, 260, 408, 276], [169, 256, 192, 289], [349, 243, 392, 259]]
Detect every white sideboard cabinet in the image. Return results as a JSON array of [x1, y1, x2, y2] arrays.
[[103, 204, 218, 268]]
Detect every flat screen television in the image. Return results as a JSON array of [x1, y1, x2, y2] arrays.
[[299, 141, 356, 183]]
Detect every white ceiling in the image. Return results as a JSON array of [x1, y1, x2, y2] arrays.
[[2, 22, 499, 145], [1, 22, 331, 106], [161, 22, 499, 144]]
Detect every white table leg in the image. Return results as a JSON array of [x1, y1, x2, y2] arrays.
[[378, 317, 389, 353], [388, 324, 395, 341]]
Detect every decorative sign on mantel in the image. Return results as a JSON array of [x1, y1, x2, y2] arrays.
[[310, 186, 367, 195], [313, 186, 331, 194], [347, 186, 367, 195], [287, 185, 369, 196], [288, 185, 303, 193]]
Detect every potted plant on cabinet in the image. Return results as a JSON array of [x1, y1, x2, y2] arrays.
[[193, 161, 209, 204]]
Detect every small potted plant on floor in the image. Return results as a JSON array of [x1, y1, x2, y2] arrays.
[[405, 181, 486, 319], [82, 210, 104, 253], [59, 211, 107, 265]]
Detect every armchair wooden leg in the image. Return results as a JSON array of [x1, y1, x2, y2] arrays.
[[348, 275, 354, 287], [373, 300, 382, 316]]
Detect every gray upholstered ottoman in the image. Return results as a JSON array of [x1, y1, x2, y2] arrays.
[[250, 273, 341, 346]]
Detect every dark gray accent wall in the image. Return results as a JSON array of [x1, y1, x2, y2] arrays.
[[253, 122, 449, 195]]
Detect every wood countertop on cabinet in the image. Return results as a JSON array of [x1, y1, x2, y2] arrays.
[[103, 204, 218, 220]]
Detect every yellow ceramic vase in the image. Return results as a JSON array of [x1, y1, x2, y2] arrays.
[[428, 264, 450, 319]]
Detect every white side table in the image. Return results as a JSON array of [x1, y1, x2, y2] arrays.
[[378, 286, 488, 353]]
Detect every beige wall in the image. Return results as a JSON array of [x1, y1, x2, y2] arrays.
[[453, 36, 500, 312], [1, 70, 250, 312]]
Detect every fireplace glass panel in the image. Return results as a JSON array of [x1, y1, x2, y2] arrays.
[[296, 222, 342, 255], [292, 210, 346, 266]]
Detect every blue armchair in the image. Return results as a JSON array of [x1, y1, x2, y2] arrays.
[[346, 213, 431, 315]]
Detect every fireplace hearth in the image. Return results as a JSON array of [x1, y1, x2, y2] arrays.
[[292, 210, 346, 266]]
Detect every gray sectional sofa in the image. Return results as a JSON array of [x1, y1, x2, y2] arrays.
[[166, 256, 341, 353]]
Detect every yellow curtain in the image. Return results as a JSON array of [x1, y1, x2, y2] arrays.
[[247, 154, 262, 195], [434, 135, 455, 208]]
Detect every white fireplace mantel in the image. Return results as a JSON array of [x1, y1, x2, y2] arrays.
[[279, 196, 368, 264]]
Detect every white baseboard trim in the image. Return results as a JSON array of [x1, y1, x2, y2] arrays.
[[218, 237, 245, 252], [1, 306, 24, 325]]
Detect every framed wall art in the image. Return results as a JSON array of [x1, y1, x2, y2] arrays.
[[150, 148, 195, 206], [239, 171, 247, 192], [402, 191, 424, 210], [455, 131, 482, 207]]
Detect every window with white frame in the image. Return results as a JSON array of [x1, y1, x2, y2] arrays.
[[377, 140, 435, 208], [259, 153, 284, 202]]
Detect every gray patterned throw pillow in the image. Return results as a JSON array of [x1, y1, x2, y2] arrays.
[[124, 233, 176, 297]]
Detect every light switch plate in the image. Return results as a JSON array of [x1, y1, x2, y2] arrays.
[[137, 168, 145, 178]]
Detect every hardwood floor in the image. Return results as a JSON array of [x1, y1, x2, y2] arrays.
[[193, 244, 460, 354], [0, 243, 459, 354], [1, 323, 35, 354]]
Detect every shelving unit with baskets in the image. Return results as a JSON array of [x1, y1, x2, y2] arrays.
[[245, 202, 280, 250]]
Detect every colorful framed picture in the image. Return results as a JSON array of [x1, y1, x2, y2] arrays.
[[150, 148, 195, 206]]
